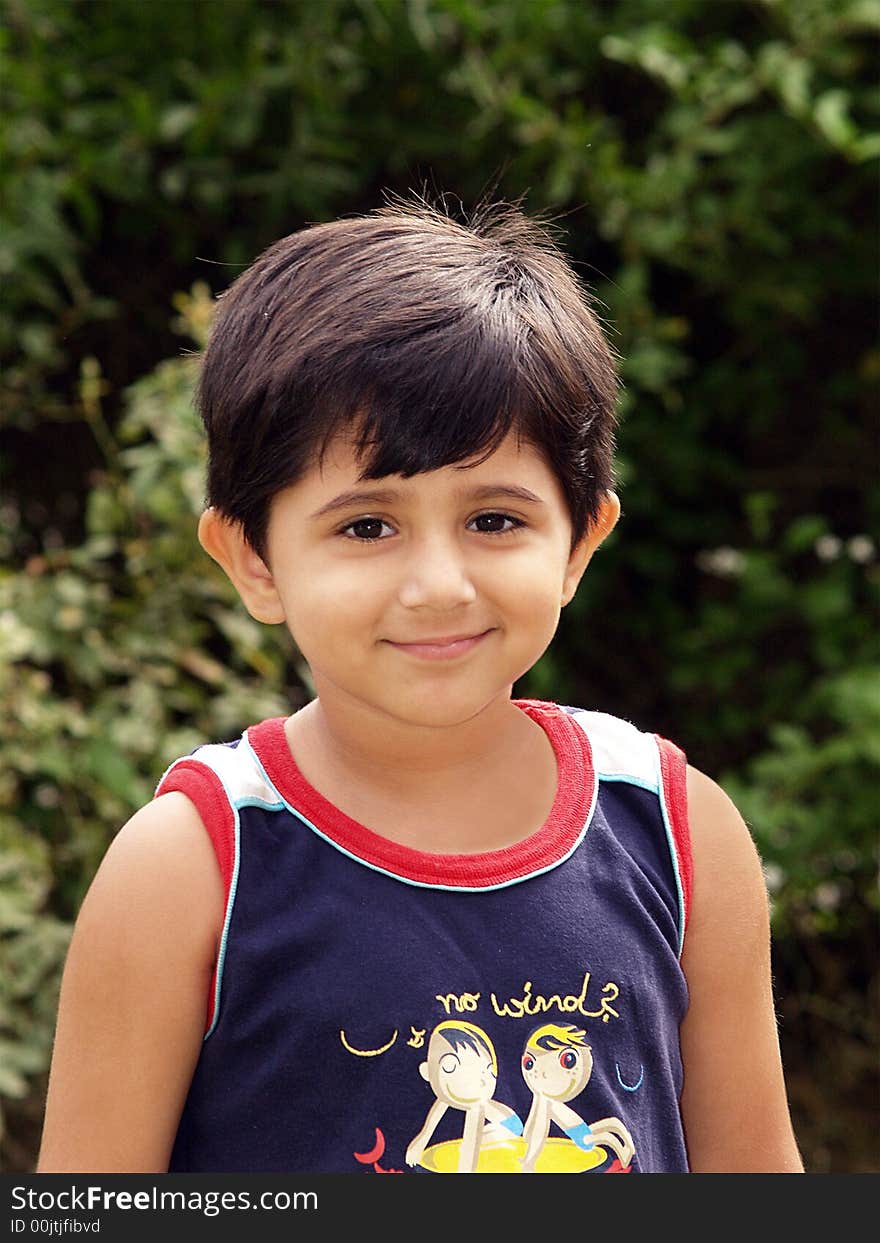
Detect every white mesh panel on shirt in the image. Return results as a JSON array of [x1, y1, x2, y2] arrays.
[[564, 709, 660, 790]]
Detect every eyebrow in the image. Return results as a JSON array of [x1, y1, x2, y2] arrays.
[[309, 483, 547, 521]]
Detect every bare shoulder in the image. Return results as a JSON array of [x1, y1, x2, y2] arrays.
[[65, 791, 226, 986], [685, 764, 768, 933], [679, 764, 803, 1172], [81, 791, 226, 955], [37, 793, 225, 1173]]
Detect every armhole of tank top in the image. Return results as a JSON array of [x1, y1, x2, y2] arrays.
[[653, 735, 693, 957], [154, 757, 238, 1039]]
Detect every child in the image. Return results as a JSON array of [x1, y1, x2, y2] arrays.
[[37, 193, 803, 1174]]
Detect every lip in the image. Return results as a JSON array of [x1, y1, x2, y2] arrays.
[[386, 629, 493, 660]]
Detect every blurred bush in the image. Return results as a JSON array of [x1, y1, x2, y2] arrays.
[[1, 0, 877, 1171], [0, 292, 304, 1162]]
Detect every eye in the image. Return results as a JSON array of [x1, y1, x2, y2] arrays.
[[522, 1054, 535, 1072], [559, 1050, 578, 1070], [439, 1053, 459, 1075], [469, 512, 525, 536], [339, 517, 394, 542]]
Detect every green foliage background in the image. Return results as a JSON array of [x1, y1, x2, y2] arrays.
[[1, 0, 877, 1171]]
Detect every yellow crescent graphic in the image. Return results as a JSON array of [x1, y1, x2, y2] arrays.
[[339, 1028, 398, 1056]]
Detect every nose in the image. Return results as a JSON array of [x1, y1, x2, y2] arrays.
[[396, 533, 478, 611]]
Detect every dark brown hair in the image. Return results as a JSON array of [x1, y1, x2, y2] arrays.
[[197, 191, 620, 562]]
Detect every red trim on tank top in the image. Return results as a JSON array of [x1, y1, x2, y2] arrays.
[[155, 759, 235, 1031], [655, 735, 692, 931], [245, 698, 595, 889]]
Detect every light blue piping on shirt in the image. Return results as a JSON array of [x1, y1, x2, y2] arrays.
[[596, 771, 659, 794], [203, 798, 284, 1039], [166, 751, 244, 1043], [653, 744, 687, 959], [599, 769, 685, 956], [154, 753, 245, 1042], [238, 733, 600, 895], [235, 797, 286, 812]]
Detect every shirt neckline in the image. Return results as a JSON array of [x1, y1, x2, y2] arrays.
[[245, 697, 596, 890]]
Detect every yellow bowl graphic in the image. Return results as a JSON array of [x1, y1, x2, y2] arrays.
[[417, 1135, 610, 1174]]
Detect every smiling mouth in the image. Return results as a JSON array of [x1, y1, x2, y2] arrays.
[[386, 630, 493, 659]]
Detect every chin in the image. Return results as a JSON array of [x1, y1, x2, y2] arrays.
[[385, 690, 507, 728]]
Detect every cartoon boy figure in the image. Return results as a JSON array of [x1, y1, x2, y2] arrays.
[[406, 1020, 522, 1173], [520, 1022, 635, 1173]]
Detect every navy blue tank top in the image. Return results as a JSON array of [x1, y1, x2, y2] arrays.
[[155, 698, 692, 1174]]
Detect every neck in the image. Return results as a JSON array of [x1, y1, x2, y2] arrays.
[[286, 686, 543, 802]]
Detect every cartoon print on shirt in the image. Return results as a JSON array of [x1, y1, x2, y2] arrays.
[[353, 1126, 403, 1174], [405, 1021, 523, 1174], [340, 967, 634, 1173], [520, 1022, 635, 1172], [339, 1028, 398, 1056]]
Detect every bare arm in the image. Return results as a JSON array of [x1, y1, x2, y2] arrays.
[[37, 793, 225, 1173], [679, 766, 803, 1172]]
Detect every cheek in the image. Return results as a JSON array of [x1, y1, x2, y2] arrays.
[[500, 556, 565, 616], [280, 559, 383, 631]]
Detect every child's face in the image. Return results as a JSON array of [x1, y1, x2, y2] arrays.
[[204, 429, 617, 730]]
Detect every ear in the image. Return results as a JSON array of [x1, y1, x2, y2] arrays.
[[561, 491, 620, 607], [197, 507, 286, 625], [419, 1061, 431, 1083]]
